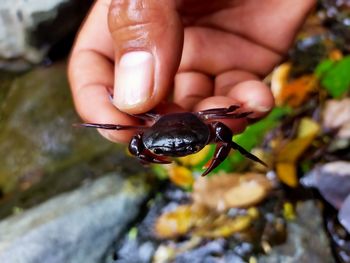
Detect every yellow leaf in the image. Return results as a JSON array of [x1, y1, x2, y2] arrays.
[[277, 135, 316, 163], [154, 205, 194, 239], [271, 63, 292, 106], [297, 118, 320, 138], [168, 165, 194, 188], [195, 215, 252, 238], [283, 202, 296, 220], [275, 117, 320, 187], [247, 207, 260, 219], [277, 118, 319, 163], [276, 162, 298, 187], [177, 145, 211, 166]]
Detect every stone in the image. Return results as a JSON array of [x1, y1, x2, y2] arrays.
[[301, 161, 350, 209], [0, 63, 145, 220], [174, 239, 244, 263], [258, 201, 334, 263], [338, 194, 350, 233], [0, 63, 113, 194], [0, 0, 92, 71], [0, 173, 151, 263]]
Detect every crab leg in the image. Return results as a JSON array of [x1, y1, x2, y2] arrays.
[[230, 141, 267, 167], [137, 150, 172, 164], [202, 121, 266, 176], [197, 105, 240, 116], [197, 105, 252, 120], [203, 111, 253, 120], [212, 121, 266, 166], [78, 123, 147, 130], [131, 112, 160, 121]]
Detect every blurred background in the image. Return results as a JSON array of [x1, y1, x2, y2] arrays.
[[0, 0, 350, 263]]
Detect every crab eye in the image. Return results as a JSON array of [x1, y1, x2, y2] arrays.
[[187, 145, 200, 152], [186, 146, 194, 151], [154, 148, 163, 154]]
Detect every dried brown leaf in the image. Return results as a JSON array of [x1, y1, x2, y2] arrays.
[[192, 173, 272, 211]]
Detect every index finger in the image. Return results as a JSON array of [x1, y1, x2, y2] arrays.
[[68, 0, 138, 143]]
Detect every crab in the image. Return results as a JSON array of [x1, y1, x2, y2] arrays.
[[81, 105, 266, 176]]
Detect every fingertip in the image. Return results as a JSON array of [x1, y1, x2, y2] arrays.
[[97, 128, 133, 144], [74, 84, 138, 143], [174, 72, 213, 110], [108, 0, 183, 115], [194, 96, 248, 134], [228, 80, 275, 119]]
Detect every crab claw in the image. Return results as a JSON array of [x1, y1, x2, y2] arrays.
[[201, 143, 231, 176], [137, 152, 172, 164], [202, 121, 267, 176]]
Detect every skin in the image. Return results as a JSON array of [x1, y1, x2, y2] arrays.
[[68, 0, 316, 143]]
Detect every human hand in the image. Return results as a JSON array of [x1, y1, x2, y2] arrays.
[[68, 0, 315, 143]]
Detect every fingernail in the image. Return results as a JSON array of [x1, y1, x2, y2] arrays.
[[114, 51, 154, 108], [246, 102, 271, 113]]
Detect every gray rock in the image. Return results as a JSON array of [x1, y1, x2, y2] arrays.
[[301, 161, 350, 209], [112, 238, 157, 263], [0, 173, 150, 263], [0, 0, 92, 71], [258, 201, 334, 263], [338, 194, 350, 233], [0, 63, 114, 195], [174, 239, 244, 263]]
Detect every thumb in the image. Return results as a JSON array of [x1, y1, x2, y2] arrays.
[[108, 0, 183, 113]]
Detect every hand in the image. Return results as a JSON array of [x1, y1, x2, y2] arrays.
[[68, 0, 315, 143]]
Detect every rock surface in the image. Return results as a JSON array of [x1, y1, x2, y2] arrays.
[[114, 190, 334, 263], [0, 63, 142, 219], [259, 201, 334, 263], [0, 0, 92, 70], [0, 63, 108, 192], [0, 173, 151, 263]]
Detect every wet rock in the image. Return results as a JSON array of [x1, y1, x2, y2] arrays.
[[0, 173, 151, 263], [0, 63, 112, 193], [173, 239, 244, 263], [301, 161, 350, 209], [0, 0, 92, 71], [0, 63, 143, 219], [289, 35, 329, 77], [0, 71, 16, 105], [259, 201, 334, 263], [112, 236, 157, 263], [338, 195, 350, 233], [319, 0, 350, 52]]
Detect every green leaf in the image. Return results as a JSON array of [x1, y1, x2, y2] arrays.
[[152, 164, 168, 180], [317, 56, 350, 98], [315, 59, 334, 77], [210, 107, 291, 173]]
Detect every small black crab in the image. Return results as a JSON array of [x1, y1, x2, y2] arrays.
[[81, 105, 266, 176]]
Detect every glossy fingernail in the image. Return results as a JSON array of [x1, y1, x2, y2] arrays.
[[246, 101, 271, 113], [114, 51, 154, 109]]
